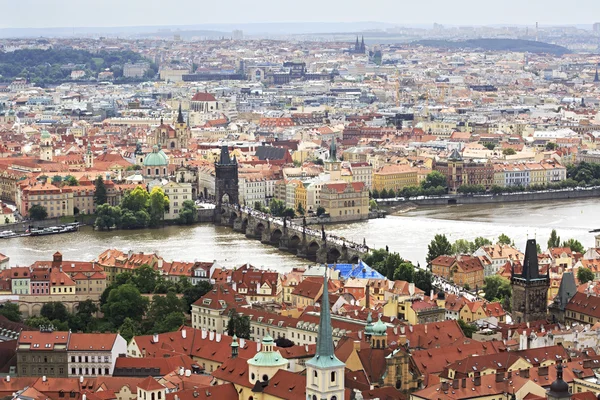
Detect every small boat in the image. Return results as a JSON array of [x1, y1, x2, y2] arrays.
[[0, 230, 16, 239]]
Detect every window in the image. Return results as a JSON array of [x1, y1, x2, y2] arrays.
[[331, 371, 336, 383]]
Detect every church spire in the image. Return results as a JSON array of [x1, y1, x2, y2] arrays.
[[595, 64, 599, 83], [177, 103, 184, 124], [316, 273, 335, 359], [361, 35, 365, 52]]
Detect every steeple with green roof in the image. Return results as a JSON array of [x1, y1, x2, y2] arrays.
[[305, 273, 345, 400]]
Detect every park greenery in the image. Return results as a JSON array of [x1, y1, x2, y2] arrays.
[[95, 186, 169, 230], [0, 48, 157, 85], [7, 265, 213, 342], [483, 275, 512, 311], [578, 267, 595, 284], [255, 199, 296, 218], [364, 248, 433, 293], [227, 309, 251, 339]]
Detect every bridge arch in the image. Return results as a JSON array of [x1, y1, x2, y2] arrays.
[[241, 217, 249, 232], [289, 234, 301, 249], [271, 228, 283, 244], [229, 211, 238, 225], [307, 241, 320, 260], [327, 247, 342, 264], [254, 222, 265, 238]]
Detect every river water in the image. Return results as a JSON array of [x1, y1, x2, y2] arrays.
[[1, 198, 598, 269]]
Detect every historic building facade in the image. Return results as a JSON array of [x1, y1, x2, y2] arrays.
[[511, 239, 550, 324], [214, 146, 239, 208]]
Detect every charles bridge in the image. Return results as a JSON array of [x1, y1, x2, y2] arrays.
[[215, 204, 368, 264]]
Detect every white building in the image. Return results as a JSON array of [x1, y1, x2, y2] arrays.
[[67, 333, 127, 377], [162, 181, 193, 220]]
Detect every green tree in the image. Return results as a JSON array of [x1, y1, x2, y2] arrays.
[[268, 199, 285, 217], [369, 199, 378, 210], [427, 234, 452, 265], [226, 309, 251, 339], [421, 171, 447, 190], [316, 206, 326, 216], [297, 202, 305, 216], [132, 265, 160, 294], [502, 148, 516, 155], [40, 302, 69, 322], [282, 208, 295, 219], [153, 312, 185, 333], [102, 284, 149, 327], [254, 202, 263, 212], [563, 238, 585, 254], [414, 269, 433, 293], [452, 239, 472, 255], [371, 189, 380, 199], [52, 175, 62, 184], [577, 267, 594, 284], [118, 317, 141, 343], [497, 233, 512, 245], [483, 276, 512, 302], [393, 261, 415, 282], [458, 319, 477, 338], [28, 205, 48, 220], [177, 200, 196, 225], [380, 188, 389, 198], [483, 143, 495, 150], [546, 142, 557, 151], [148, 187, 169, 228], [121, 186, 150, 213], [94, 204, 121, 230], [93, 176, 108, 205], [0, 302, 22, 322], [182, 281, 213, 312], [64, 176, 79, 186], [548, 229, 561, 249], [470, 237, 492, 252]]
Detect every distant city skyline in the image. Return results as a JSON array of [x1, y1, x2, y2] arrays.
[[2, 0, 600, 30]]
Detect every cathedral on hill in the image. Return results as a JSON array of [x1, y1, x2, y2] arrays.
[[149, 105, 190, 150]]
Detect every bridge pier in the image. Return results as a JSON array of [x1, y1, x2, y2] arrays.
[[233, 217, 243, 232], [316, 246, 328, 264], [296, 238, 308, 258]]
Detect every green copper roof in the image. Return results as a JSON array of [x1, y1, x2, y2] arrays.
[[40, 130, 51, 139], [143, 145, 168, 167], [365, 312, 374, 334], [247, 335, 287, 368], [372, 317, 387, 336], [231, 334, 239, 348], [306, 273, 345, 369]]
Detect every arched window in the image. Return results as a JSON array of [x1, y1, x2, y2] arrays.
[[155, 168, 159, 175], [352, 200, 355, 206], [151, 393, 155, 400], [262, 374, 268, 382], [312, 396, 317, 400], [331, 397, 338, 400], [251, 372, 255, 381], [330, 371, 336, 382]]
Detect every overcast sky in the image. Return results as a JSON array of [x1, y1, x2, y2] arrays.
[[3, 0, 600, 28]]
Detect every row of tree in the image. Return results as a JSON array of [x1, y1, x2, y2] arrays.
[[547, 229, 585, 253], [0, 265, 214, 342], [363, 249, 433, 293], [371, 171, 448, 199]]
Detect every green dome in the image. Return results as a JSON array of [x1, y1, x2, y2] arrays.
[[143, 145, 168, 167], [40, 130, 51, 139], [372, 318, 387, 336], [247, 335, 287, 368]]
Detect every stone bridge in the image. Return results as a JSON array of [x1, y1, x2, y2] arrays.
[[216, 204, 368, 264]]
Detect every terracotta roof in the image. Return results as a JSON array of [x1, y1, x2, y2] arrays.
[[137, 376, 165, 391], [68, 333, 117, 351]]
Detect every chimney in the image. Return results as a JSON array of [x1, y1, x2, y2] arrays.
[[495, 372, 503, 383], [152, 333, 159, 343], [474, 376, 481, 387], [521, 369, 529, 379], [179, 367, 184, 376], [216, 333, 222, 342], [538, 366, 548, 376], [185, 369, 191, 377], [452, 379, 459, 389], [441, 382, 449, 391], [142, 348, 146, 357], [5, 376, 9, 382], [365, 284, 370, 309], [181, 329, 187, 339], [430, 289, 434, 300], [209, 331, 215, 341], [42, 376, 47, 382], [424, 325, 428, 334], [353, 340, 361, 351], [82, 395, 86, 400], [461, 378, 466, 388], [79, 376, 84, 383]]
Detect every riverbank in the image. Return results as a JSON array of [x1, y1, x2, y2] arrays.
[[377, 186, 600, 208]]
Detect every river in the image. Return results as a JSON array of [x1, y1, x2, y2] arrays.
[[1, 198, 598, 269]]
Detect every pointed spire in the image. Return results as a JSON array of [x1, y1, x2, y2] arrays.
[[595, 64, 599, 82], [177, 103, 184, 124], [520, 239, 540, 281], [218, 145, 231, 165], [315, 272, 336, 359]]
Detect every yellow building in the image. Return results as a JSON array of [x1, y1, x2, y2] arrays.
[[295, 182, 307, 213], [319, 181, 369, 222], [373, 164, 418, 192]]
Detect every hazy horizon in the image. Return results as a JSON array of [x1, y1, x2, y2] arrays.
[[2, 0, 600, 29]]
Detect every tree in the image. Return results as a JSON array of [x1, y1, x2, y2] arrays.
[[548, 229, 561, 249], [148, 187, 169, 228], [282, 208, 295, 219], [132, 265, 160, 294], [483, 276, 512, 302], [75, 299, 98, 321], [147, 291, 185, 333], [153, 311, 185, 333], [0, 302, 22, 322], [274, 337, 295, 347], [64, 176, 79, 186], [393, 261, 414, 282], [269, 199, 285, 217], [458, 319, 477, 338], [121, 186, 150, 213], [414, 269, 433, 293], [254, 202, 263, 212], [369, 199, 378, 210], [182, 281, 213, 312], [52, 175, 62, 184], [546, 142, 558, 151], [93, 176, 108, 205], [427, 234, 452, 265], [297, 202, 305, 216], [94, 204, 121, 230], [497, 233, 512, 245], [577, 267, 594, 284], [28, 205, 48, 220], [470, 237, 492, 253], [380, 188, 389, 198], [483, 143, 495, 150], [452, 239, 472, 255], [40, 302, 69, 322], [372, 188, 380, 199], [102, 284, 149, 327], [563, 238, 585, 254], [177, 200, 196, 225], [227, 309, 251, 339], [316, 206, 326, 216], [502, 148, 516, 155], [118, 318, 141, 342], [421, 171, 447, 190]]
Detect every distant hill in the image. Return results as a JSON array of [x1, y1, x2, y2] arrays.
[[412, 38, 570, 55]]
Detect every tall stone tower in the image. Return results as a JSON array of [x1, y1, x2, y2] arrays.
[[305, 273, 345, 400], [40, 130, 53, 161], [511, 239, 550, 323], [324, 140, 341, 181], [85, 142, 93, 168], [214, 145, 238, 207]]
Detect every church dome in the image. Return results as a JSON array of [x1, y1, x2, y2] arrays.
[[372, 318, 387, 336], [143, 145, 168, 167], [40, 130, 51, 139], [247, 335, 287, 368], [365, 312, 374, 335]]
